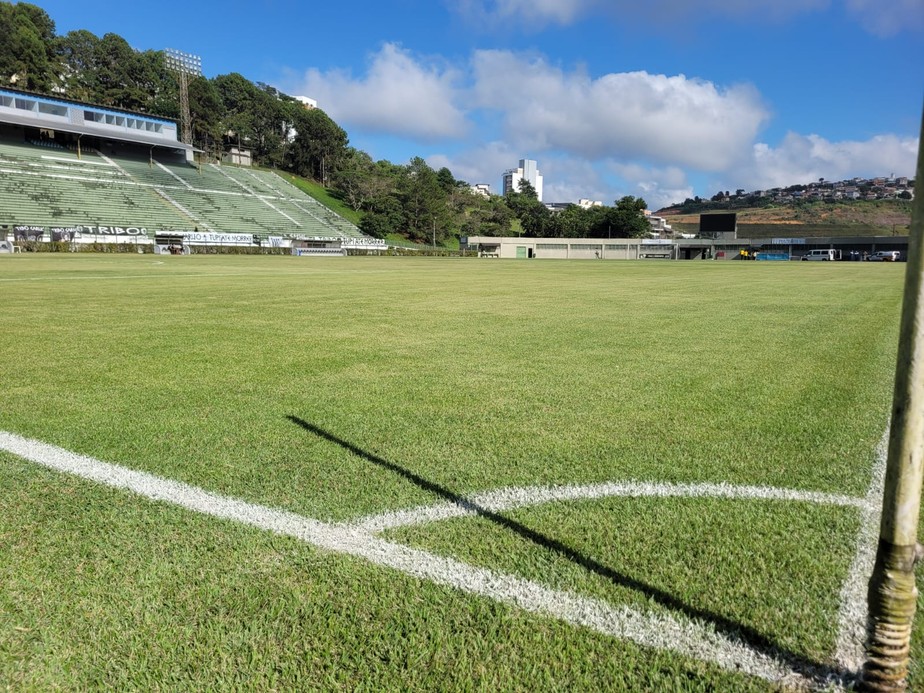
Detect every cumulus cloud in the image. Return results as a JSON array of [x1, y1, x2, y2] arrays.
[[291, 43, 467, 141], [471, 50, 769, 171], [730, 132, 919, 191]]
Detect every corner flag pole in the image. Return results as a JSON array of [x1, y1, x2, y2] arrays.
[[860, 107, 924, 691]]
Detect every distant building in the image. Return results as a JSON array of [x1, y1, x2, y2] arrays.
[[471, 183, 491, 197], [647, 214, 672, 236], [502, 159, 543, 201], [544, 202, 571, 212], [293, 96, 318, 109], [578, 199, 602, 209]]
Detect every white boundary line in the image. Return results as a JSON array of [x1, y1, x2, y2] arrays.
[[0, 429, 884, 687], [833, 427, 889, 671], [346, 480, 865, 534]]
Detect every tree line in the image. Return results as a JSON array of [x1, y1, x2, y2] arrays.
[[0, 2, 651, 244]]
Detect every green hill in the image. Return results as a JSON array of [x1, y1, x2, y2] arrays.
[[658, 199, 912, 238]]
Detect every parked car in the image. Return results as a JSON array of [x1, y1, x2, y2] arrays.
[[801, 249, 839, 261], [868, 250, 901, 262]]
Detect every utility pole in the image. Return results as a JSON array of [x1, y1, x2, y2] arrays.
[[860, 109, 924, 692]]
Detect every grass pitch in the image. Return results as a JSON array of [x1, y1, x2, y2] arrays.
[[0, 254, 921, 690]]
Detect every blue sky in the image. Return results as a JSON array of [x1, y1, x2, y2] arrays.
[[29, 0, 923, 209]]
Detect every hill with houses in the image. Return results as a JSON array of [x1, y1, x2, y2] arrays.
[[657, 175, 915, 238]]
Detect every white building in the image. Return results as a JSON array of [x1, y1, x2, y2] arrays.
[[471, 183, 491, 197], [294, 95, 318, 109], [502, 159, 543, 201]]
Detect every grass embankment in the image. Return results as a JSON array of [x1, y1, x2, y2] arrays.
[[273, 171, 363, 226], [0, 255, 920, 689]]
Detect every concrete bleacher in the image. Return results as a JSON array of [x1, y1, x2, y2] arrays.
[[0, 138, 368, 241], [0, 143, 191, 229]]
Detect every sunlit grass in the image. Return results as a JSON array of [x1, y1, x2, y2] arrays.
[[0, 254, 918, 689]]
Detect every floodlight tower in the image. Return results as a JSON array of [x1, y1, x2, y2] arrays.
[[164, 48, 202, 146]]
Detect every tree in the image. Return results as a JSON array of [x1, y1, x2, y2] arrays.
[[188, 76, 224, 157], [93, 33, 150, 109], [286, 106, 348, 184], [549, 204, 592, 238], [400, 157, 450, 243], [436, 166, 456, 194], [604, 196, 651, 238], [330, 148, 378, 211], [0, 2, 57, 91], [505, 181, 550, 237], [54, 29, 100, 102], [214, 72, 260, 152], [462, 194, 515, 237]]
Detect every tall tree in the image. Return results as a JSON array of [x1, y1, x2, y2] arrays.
[[188, 76, 224, 157], [53, 29, 100, 102], [285, 106, 348, 183], [0, 2, 57, 91], [603, 196, 651, 238], [505, 180, 551, 237], [330, 147, 382, 212], [93, 33, 149, 109], [214, 72, 260, 150], [400, 156, 449, 243]]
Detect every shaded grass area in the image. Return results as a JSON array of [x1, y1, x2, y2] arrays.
[[0, 254, 919, 688]]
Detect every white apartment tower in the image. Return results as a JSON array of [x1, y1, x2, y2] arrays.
[[502, 159, 543, 201]]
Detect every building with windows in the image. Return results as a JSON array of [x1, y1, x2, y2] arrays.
[[0, 87, 189, 161], [502, 159, 543, 201]]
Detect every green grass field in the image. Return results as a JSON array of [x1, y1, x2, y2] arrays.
[[1, 254, 921, 690]]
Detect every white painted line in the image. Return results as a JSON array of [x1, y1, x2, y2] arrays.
[[0, 430, 799, 685], [41, 154, 114, 166], [834, 427, 888, 671], [348, 480, 865, 535]]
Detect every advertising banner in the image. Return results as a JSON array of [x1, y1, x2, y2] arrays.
[[184, 231, 253, 245], [13, 225, 44, 241]]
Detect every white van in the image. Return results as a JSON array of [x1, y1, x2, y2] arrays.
[[868, 250, 901, 262], [801, 249, 839, 261]]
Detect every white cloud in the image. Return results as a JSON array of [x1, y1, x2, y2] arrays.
[[541, 157, 608, 203], [453, 0, 827, 28], [471, 51, 769, 171], [453, 0, 923, 35], [731, 132, 919, 191], [291, 43, 467, 141], [608, 163, 695, 210], [426, 141, 520, 189], [453, 0, 595, 27], [844, 0, 924, 36]]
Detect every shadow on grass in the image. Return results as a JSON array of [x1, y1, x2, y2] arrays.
[[287, 415, 850, 686]]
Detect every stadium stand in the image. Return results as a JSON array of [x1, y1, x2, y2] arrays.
[[0, 139, 366, 241], [0, 89, 372, 247]]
